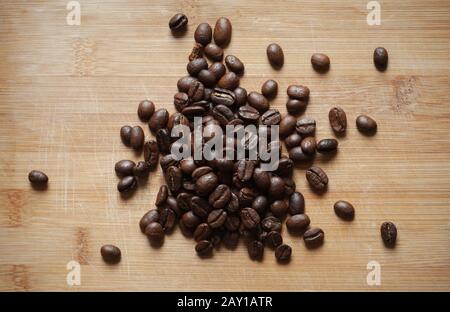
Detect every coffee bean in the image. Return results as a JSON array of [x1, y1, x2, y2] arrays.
[[238, 187, 256, 207], [296, 117, 316, 136], [137, 100, 155, 121], [194, 223, 212, 241], [145, 222, 165, 243], [240, 208, 260, 229], [217, 72, 239, 90], [207, 209, 227, 228], [194, 23, 212, 46], [283, 178, 296, 196], [100, 244, 121, 264], [285, 132, 302, 148], [197, 69, 216, 87], [182, 104, 206, 117], [177, 76, 197, 92], [117, 176, 137, 193], [130, 126, 145, 150], [233, 87, 247, 107], [211, 88, 235, 106], [187, 80, 205, 102], [374, 47, 388, 71], [192, 166, 213, 181], [289, 146, 310, 163], [174, 92, 190, 112], [269, 176, 285, 199], [380, 221, 397, 247], [279, 115, 296, 138], [316, 139, 338, 153], [286, 214, 310, 233], [156, 128, 171, 155], [28, 170, 48, 186], [187, 58, 208, 76], [139, 209, 160, 233], [182, 211, 202, 229], [236, 160, 255, 182], [189, 43, 203, 61], [213, 17, 232, 47], [169, 13, 188, 32], [248, 240, 264, 260], [209, 184, 231, 209], [261, 216, 282, 232], [208, 62, 226, 80], [168, 112, 189, 132], [286, 99, 307, 115], [225, 55, 244, 75], [176, 192, 192, 212], [261, 80, 278, 99], [204, 43, 223, 61], [224, 214, 240, 232], [165, 166, 183, 193], [266, 231, 283, 248], [270, 200, 288, 217], [356, 115, 377, 134], [133, 161, 149, 178], [155, 185, 168, 207], [238, 105, 260, 123], [195, 240, 213, 256], [252, 196, 269, 215], [195, 172, 219, 197], [149, 109, 169, 133], [253, 168, 271, 191], [334, 200, 355, 220], [301, 137, 316, 155], [191, 196, 210, 219], [226, 193, 240, 213], [289, 192, 305, 215], [179, 158, 197, 176], [212, 104, 234, 126], [311, 53, 330, 72], [275, 244, 291, 262], [247, 91, 269, 113], [143, 140, 159, 169], [306, 167, 328, 191], [120, 125, 132, 146], [266, 43, 284, 68], [303, 228, 324, 248], [274, 157, 294, 177], [329, 107, 347, 134], [287, 85, 310, 100], [260, 109, 281, 126]]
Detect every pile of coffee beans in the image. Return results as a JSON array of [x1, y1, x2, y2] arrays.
[[104, 15, 396, 264]]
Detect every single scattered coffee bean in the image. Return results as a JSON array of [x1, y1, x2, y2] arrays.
[[194, 223, 212, 241], [197, 69, 216, 87], [100, 244, 121, 264], [225, 55, 244, 75], [165, 166, 183, 193], [248, 240, 264, 260], [356, 115, 377, 134], [194, 22, 212, 46], [130, 126, 144, 150], [213, 17, 232, 47], [286, 214, 310, 233], [279, 115, 297, 138], [374, 47, 388, 71], [195, 240, 213, 256], [296, 117, 316, 136], [306, 167, 328, 191], [189, 43, 203, 61], [187, 58, 208, 76], [266, 231, 283, 248], [143, 140, 159, 169], [334, 200, 355, 220], [311, 53, 330, 72], [117, 176, 137, 193], [270, 200, 288, 217], [208, 62, 226, 80], [329, 107, 347, 134], [120, 125, 132, 146], [137, 100, 155, 121], [28, 170, 48, 186], [285, 132, 302, 148], [260, 109, 281, 126], [145, 222, 165, 243], [380, 221, 397, 247], [287, 85, 310, 100], [139, 209, 160, 233], [240, 208, 260, 229], [217, 72, 239, 90], [247, 91, 269, 113], [169, 13, 188, 32], [115, 160, 135, 177], [275, 244, 291, 262], [301, 137, 316, 155], [266, 43, 284, 68], [149, 109, 169, 133], [303, 228, 324, 248], [233, 87, 247, 107], [286, 99, 307, 115], [261, 80, 278, 99], [155, 185, 169, 207], [211, 88, 235, 106], [204, 43, 223, 61], [289, 192, 305, 215], [316, 139, 338, 153], [177, 75, 197, 92]]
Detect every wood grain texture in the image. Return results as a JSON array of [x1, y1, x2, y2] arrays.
[[0, 0, 450, 291]]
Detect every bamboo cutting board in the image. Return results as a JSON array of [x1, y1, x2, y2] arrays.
[[0, 0, 449, 291]]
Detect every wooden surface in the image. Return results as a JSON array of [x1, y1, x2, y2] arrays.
[[0, 0, 449, 291]]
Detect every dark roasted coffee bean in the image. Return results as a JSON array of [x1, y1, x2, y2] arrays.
[[145, 222, 165, 243], [168, 112, 189, 132], [197, 69, 216, 87], [190, 196, 210, 219], [176, 192, 192, 212], [117, 176, 137, 193], [182, 211, 201, 228], [180, 158, 197, 175], [207, 209, 227, 228], [253, 168, 271, 191], [189, 43, 203, 61], [194, 223, 212, 241], [204, 88, 213, 101], [296, 117, 316, 136], [192, 166, 213, 181], [115, 160, 135, 177], [304, 228, 324, 248], [211, 88, 235, 106], [301, 137, 316, 155], [28, 170, 48, 187], [274, 156, 294, 177], [356, 115, 377, 134], [169, 13, 188, 32], [374, 47, 388, 71], [306, 166, 328, 191], [212, 104, 234, 126], [252, 196, 269, 215], [266, 43, 284, 68], [238, 187, 256, 207], [261, 216, 282, 232], [236, 160, 255, 182], [182, 105, 206, 117], [130, 126, 145, 150], [204, 43, 223, 61], [159, 208, 176, 232], [133, 161, 149, 178], [177, 76, 197, 93], [179, 219, 194, 237], [165, 166, 183, 193], [311, 53, 330, 72], [289, 146, 310, 163], [286, 214, 310, 233], [287, 85, 310, 100], [233, 87, 247, 107], [174, 92, 190, 112], [139, 209, 160, 233], [149, 109, 169, 133], [248, 240, 264, 260], [289, 192, 305, 215], [155, 185, 169, 207], [224, 214, 240, 232], [217, 72, 239, 90], [225, 55, 244, 75], [156, 128, 171, 155], [275, 244, 291, 262], [266, 231, 283, 248], [195, 172, 219, 197], [247, 91, 269, 113], [317, 139, 338, 153], [283, 178, 296, 196], [209, 184, 231, 209], [270, 200, 288, 217], [120, 125, 132, 146], [226, 193, 240, 213], [194, 23, 212, 46], [260, 109, 281, 126], [269, 176, 285, 199], [238, 105, 260, 123], [279, 115, 296, 138], [334, 200, 355, 220], [329, 107, 347, 134], [100, 244, 121, 264], [286, 99, 307, 115], [187, 80, 205, 101], [213, 17, 232, 47], [143, 140, 159, 169], [187, 58, 208, 76], [165, 196, 181, 216], [137, 100, 155, 121], [208, 62, 226, 80], [285, 133, 302, 148], [195, 240, 213, 256], [381, 221, 397, 247], [240, 208, 260, 229], [159, 154, 178, 172]]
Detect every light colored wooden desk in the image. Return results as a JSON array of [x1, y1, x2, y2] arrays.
[[0, 0, 449, 291]]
